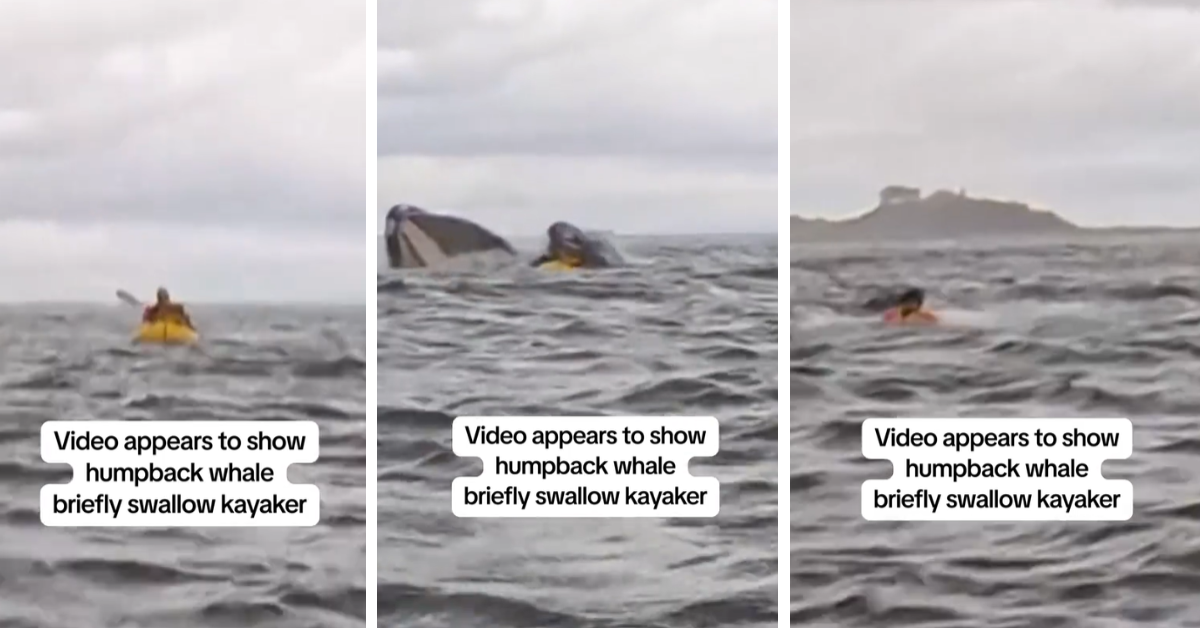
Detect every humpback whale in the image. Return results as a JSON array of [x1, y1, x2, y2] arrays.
[[384, 205, 517, 269], [532, 221, 625, 269]]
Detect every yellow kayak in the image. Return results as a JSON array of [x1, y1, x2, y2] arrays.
[[539, 260, 578, 271], [134, 320, 198, 345]]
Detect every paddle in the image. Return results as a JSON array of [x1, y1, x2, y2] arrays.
[[116, 289, 142, 307]]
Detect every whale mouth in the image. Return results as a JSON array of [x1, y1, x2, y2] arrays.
[[384, 205, 516, 269]]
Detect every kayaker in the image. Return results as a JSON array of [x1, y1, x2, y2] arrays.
[[143, 288, 195, 329], [883, 288, 938, 325]]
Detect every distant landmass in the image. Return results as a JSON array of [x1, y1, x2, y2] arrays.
[[793, 185, 1086, 242]]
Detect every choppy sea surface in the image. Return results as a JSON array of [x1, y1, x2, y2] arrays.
[[379, 234, 778, 628], [0, 304, 366, 628], [793, 232, 1200, 627]]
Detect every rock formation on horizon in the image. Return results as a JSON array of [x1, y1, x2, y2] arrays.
[[792, 186, 1078, 242]]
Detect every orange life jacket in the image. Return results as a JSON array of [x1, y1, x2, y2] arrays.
[[144, 302, 188, 324], [883, 307, 938, 325]]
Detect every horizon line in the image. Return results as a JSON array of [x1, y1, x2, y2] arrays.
[[0, 299, 365, 307], [790, 213, 1200, 231], [373, 230, 777, 238]]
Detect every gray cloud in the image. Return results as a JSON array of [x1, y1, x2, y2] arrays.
[[793, 0, 1200, 227], [380, 0, 777, 235], [0, 0, 364, 301]]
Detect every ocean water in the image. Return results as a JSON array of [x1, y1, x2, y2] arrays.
[[0, 304, 366, 627], [793, 232, 1200, 626], [378, 234, 778, 628]]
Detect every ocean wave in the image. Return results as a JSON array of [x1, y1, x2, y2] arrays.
[[0, 304, 366, 628], [380, 235, 778, 628], [793, 234, 1200, 625]]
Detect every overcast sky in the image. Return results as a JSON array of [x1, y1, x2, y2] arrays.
[[0, 1, 364, 302], [379, 0, 777, 236], [794, 0, 1200, 227]]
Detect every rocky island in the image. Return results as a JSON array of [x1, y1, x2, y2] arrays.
[[793, 186, 1079, 243]]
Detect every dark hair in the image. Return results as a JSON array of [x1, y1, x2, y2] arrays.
[[897, 288, 924, 305]]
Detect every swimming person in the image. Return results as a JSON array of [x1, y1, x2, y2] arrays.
[[883, 288, 938, 325], [143, 288, 195, 329]]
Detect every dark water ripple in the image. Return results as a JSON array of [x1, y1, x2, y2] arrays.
[[0, 304, 366, 628], [792, 233, 1200, 627], [379, 235, 778, 628]]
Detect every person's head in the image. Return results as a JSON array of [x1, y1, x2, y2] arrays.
[[896, 288, 924, 316], [156, 287, 170, 304]]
